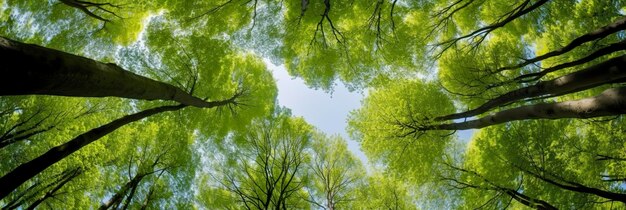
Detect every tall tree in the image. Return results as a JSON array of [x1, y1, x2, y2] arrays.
[[198, 108, 312, 209], [4, 0, 626, 208], [306, 133, 365, 210], [0, 36, 234, 109], [0, 87, 243, 199]]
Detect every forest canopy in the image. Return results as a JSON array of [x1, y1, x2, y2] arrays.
[[1, 0, 626, 209]]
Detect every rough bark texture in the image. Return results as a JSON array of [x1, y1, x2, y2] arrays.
[[0, 37, 221, 108], [425, 86, 626, 130], [0, 105, 186, 199]]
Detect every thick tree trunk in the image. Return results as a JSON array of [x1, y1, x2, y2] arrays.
[[425, 86, 626, 130], [0, 37, 222, 108], [437, 55, 626, 121], [0, 105, 186, 199]]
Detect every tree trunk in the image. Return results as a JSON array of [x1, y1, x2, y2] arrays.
[[139, 185, 155, 210], [502, 188, 557, 210], [497, 16, 626, 72], [425, 86, 626, 130], [0, 105, 186, 199], [100, 175, 144, 210], [437, 55, 626, 121], [0, 36, 222, 108], [25, 168, 82, 210], [527, 40, 626, 81], [523, 168, 626, 203]]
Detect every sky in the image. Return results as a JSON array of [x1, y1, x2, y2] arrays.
[[265, 60, 370, 164], [267, 60, 476, 167]]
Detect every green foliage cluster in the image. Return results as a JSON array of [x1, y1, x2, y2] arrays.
[[2, 0, 626, 209]]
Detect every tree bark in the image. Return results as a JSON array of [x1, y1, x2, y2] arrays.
[[437, 55, 626, 121], [0, 36, 223, 108], [0, 105, 186, 199], [424, 86, 626, 130]]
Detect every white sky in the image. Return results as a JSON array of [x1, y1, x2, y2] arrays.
[[266, 60, 370, 164]]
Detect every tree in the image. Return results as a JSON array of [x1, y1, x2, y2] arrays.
[[0, 104, 179, 199], [352, 173, 418, 210], [439, 162, 557, 210], [99, 133, 183, 210], [197, 108, 312, 209], [4, 0, 626, 208], [348, 80, 455, 182], [397, 0, 626, 131], [347, 2, 626, 206], [306, 134, 365, 210], [2, 167, 83, 210], [59, 0, 124, 23], [0, 97, 101, 149], [0, 2, 279, 201], [0, 36, 237, 109], [432, 119, 626, 209]]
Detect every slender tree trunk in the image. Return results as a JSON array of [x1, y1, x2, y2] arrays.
[[501, 188, 557, 210], [497, 16, 626, 72], [139, 185, 155, 210], [525, 169, 626, 203], [121, 178, 141, 210], [0, 105, 186, 199], [326, 191, 335, 210], [437, 0, 549, 47], [424, 86, 626, 130], [100, 175, 144, 210], [0, 126, 56, 149], [0, 37, 222, 108], [437, 55, 626, 121], [25, 168, 82, 210], [515, 40, 626, 82], [59, 0, 116, 22]]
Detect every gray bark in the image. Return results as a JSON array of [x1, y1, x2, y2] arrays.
[[425, 86, 626, 130], [437, 55, 626, 121]]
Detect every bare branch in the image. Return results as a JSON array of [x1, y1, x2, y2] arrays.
[[434, 0, 549, 57]]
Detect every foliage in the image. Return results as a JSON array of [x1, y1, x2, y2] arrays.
[[3, 0, 626, 208]]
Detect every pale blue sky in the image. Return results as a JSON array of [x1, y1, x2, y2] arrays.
[[265, 60, 370, 164], [267, 60, 475, 166]]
